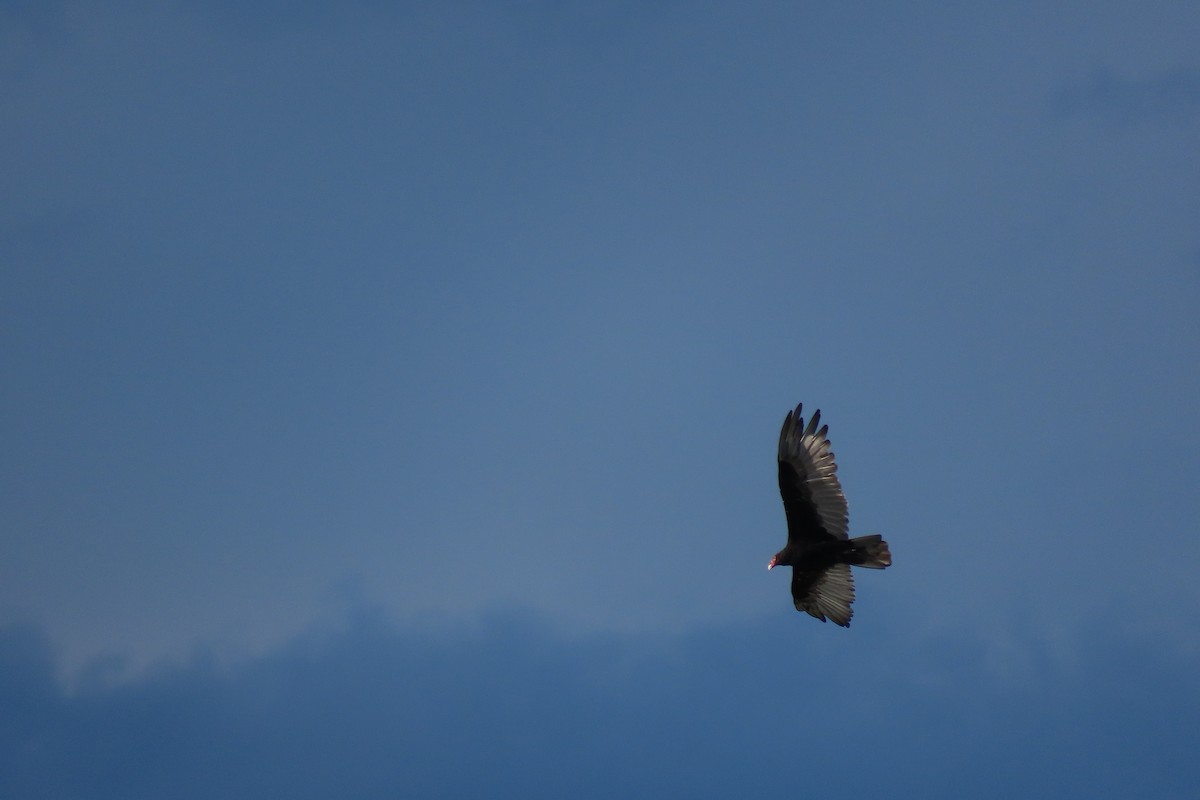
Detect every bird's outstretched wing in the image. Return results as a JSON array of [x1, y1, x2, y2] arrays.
[[791, 563, 856, 627], [777, 403, 849, 542]]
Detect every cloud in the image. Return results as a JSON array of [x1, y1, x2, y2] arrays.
[[3, 607, 1197, 799], [1052, 67, 1200, 125]]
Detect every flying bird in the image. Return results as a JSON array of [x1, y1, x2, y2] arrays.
[[769, 403, 891, 626]]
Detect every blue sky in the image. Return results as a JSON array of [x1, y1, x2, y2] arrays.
[[3, 2, 1198, 797]]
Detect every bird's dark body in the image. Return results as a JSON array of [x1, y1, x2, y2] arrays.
[[770, 403, 891, 626], [771, 537, 873, 571]]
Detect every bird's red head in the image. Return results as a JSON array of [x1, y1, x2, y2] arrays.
[[767, 555, 778, 571]]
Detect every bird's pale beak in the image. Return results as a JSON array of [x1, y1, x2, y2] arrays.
[[767, 557, 777, 571]]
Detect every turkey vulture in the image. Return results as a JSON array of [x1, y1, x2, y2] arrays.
[[768, 403, 891, 626]]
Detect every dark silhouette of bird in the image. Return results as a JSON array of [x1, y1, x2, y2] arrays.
[[768, 402, 891, 626]]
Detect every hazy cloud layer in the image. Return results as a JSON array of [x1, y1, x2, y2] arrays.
[[3, 608, 1197, 799]]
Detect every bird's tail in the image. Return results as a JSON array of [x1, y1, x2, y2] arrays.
[[845, 534, 891, 569]]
